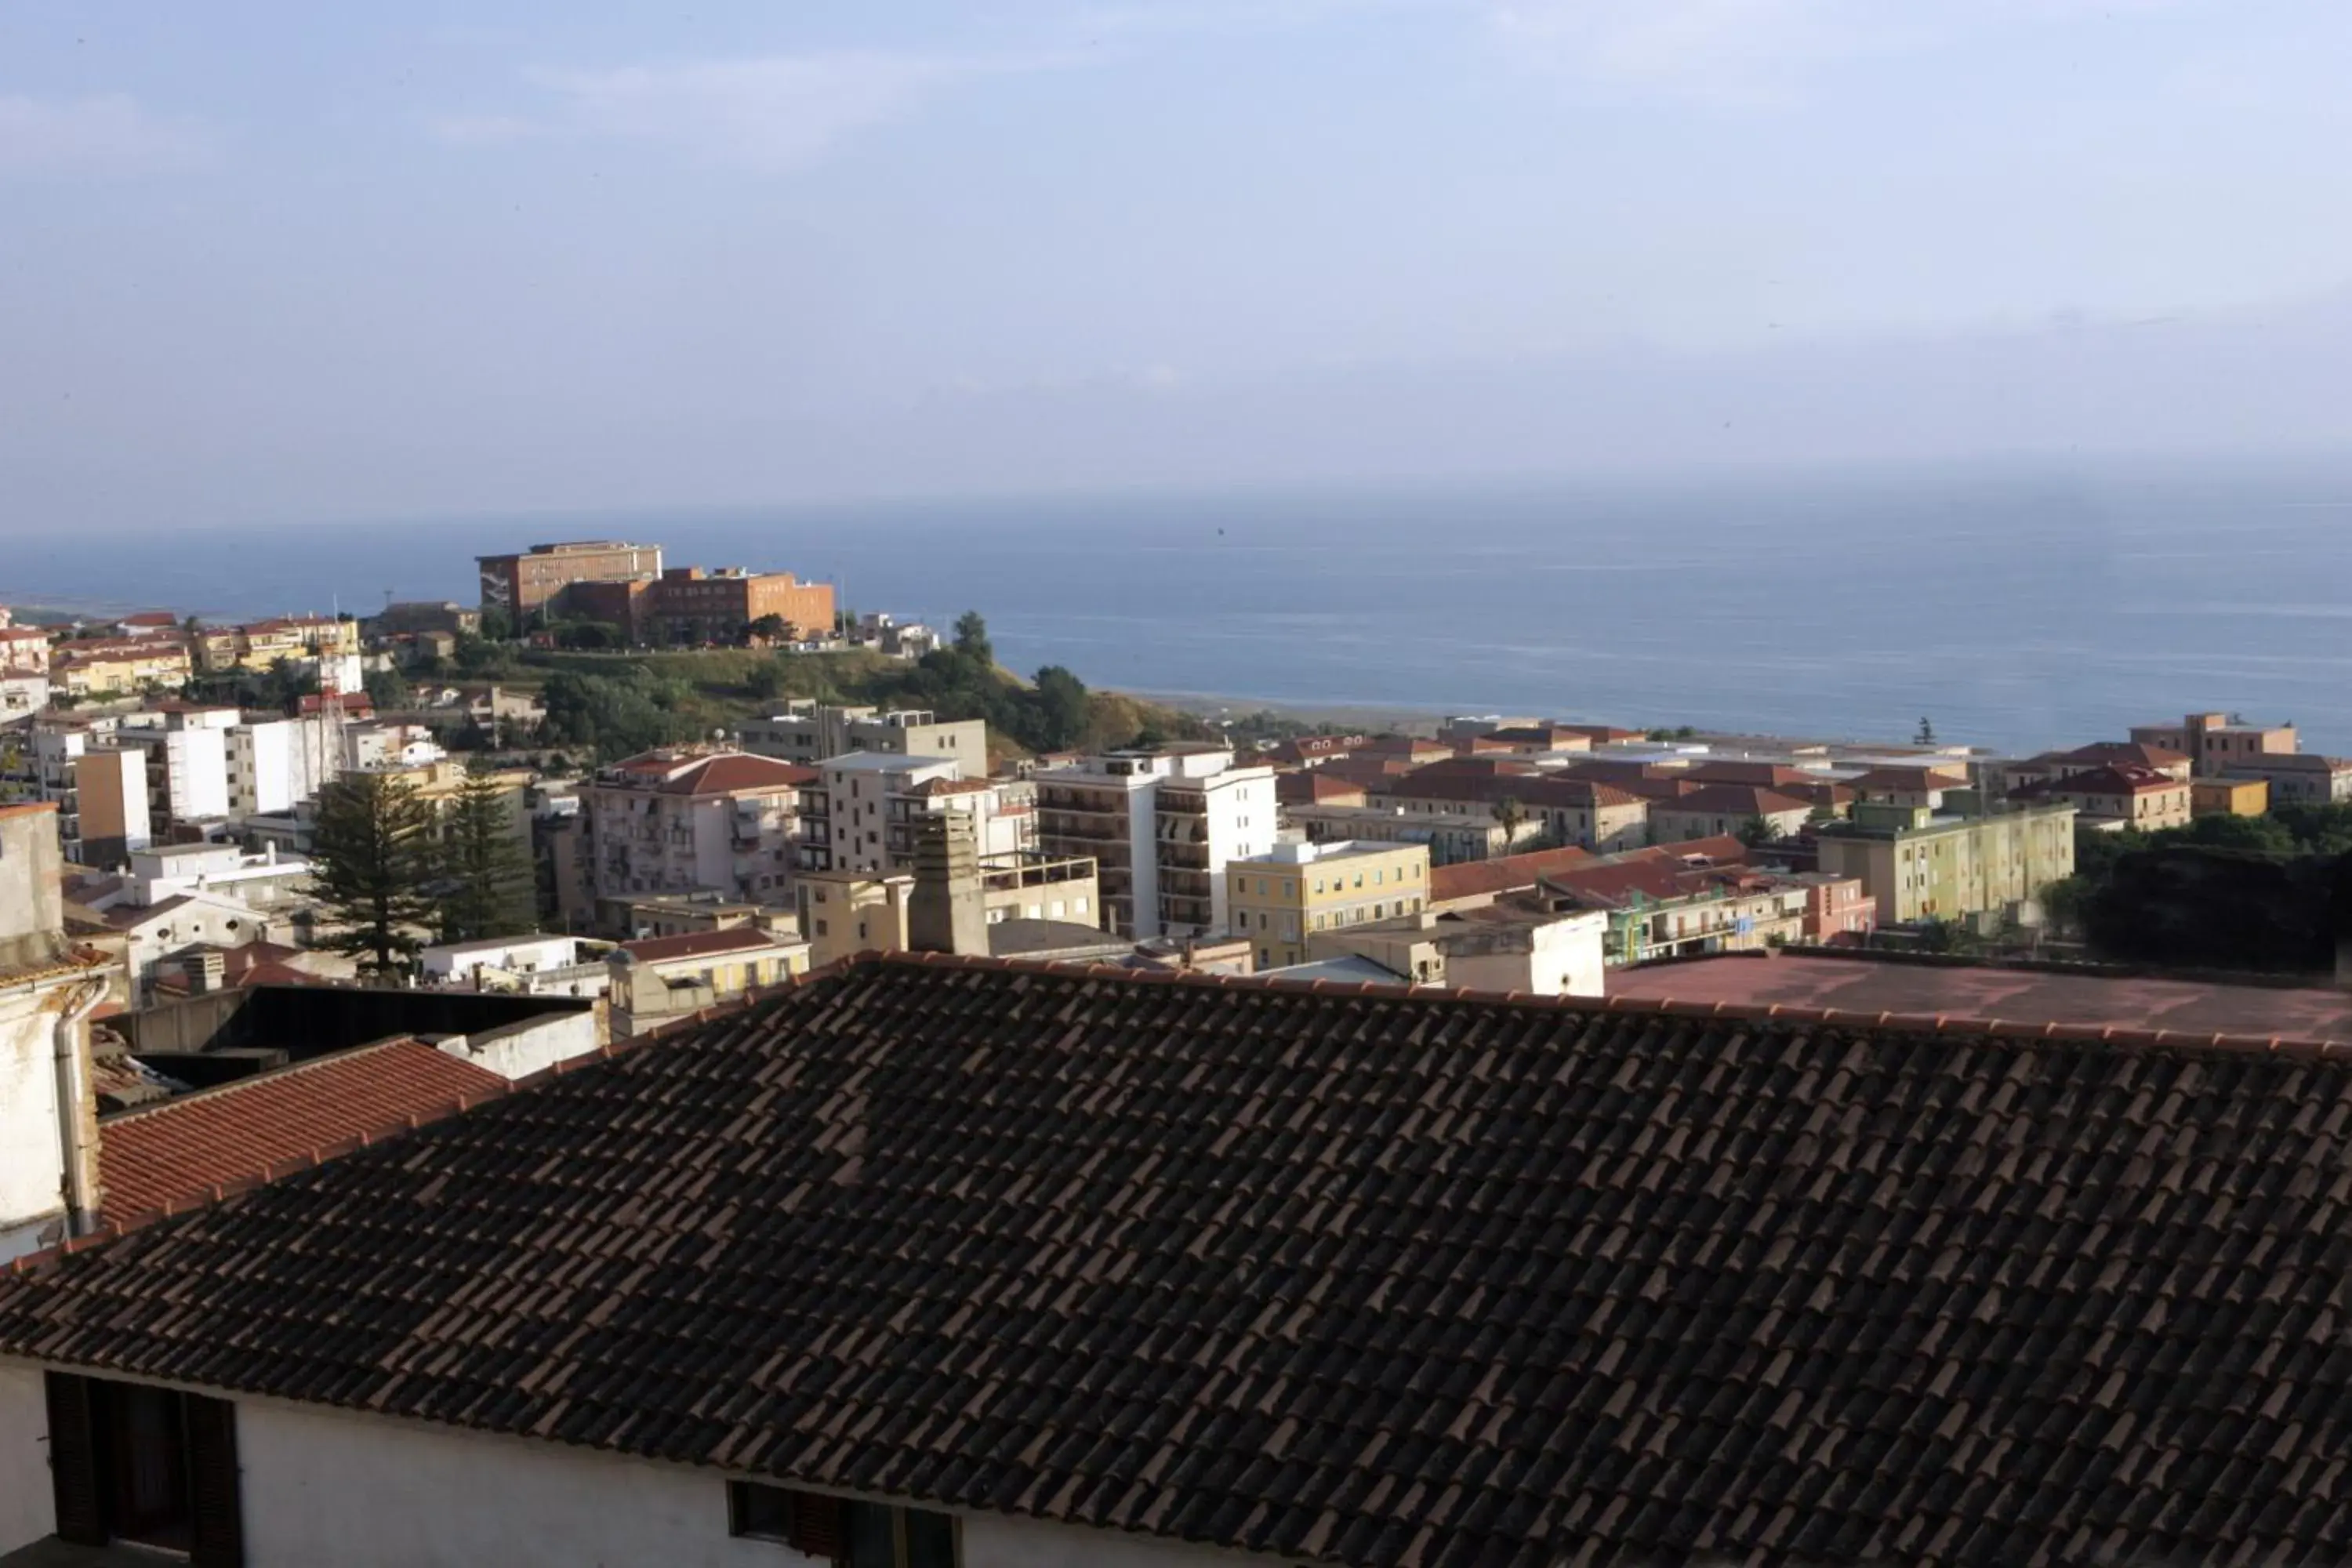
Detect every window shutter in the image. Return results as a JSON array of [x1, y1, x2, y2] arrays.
[[789, 1490, 844, 1559], [186, 1393, 245, 1568], [43, 1373, 106, 1546]]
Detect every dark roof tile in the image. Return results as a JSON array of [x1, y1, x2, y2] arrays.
[[9, 956, 2352, 1565]]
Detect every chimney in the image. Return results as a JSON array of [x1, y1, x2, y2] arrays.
[[908, 811, 988, 957]]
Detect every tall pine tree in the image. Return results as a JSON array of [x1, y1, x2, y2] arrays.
[[310, 771, 437, 975], [434, 762, 537, 944]]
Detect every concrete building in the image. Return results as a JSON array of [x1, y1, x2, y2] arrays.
[[1036, 745, 1277, 938], [1814, 800, 2078, 927], [638, 566, 837, 646], [797, 850, 1101, 967], [1367, 771, 1649, 856], [69, 746, 152, 869], [226, 712, 346, 820], [1305, 897, 1608, 996], [0, 803, 111, 1262], [1283, 801, 1520, 866], [0, 671, 43, 719], [477, 539, 664, 621], [89, 890, 278, 1008], [1647, 784, 1817, 847], [2010, 764, 2192, 833], [1538, 847, 1835, 966], [115, 704, 239, 831], [607, 926, 811, 1036], [0, 625, 51, 677], [583, 750, 813, 929], [803, 753, 1029, 878], [2192, 776, 2271, 818], [1224, 840, 1432, 970], [193, 616, 362, 692], [2131, 711, 2298, 777], [2221, 751, 2352, 804], [419, 934, 611, 998], [124, 841, 312, 911], [739, 702, 989, 769]]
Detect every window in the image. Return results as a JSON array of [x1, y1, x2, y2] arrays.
[[730, 1485, 957, 1567], [45, 1373, 241, 1562]]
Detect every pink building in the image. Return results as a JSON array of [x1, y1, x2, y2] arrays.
[[1802, 873, 1876, 946]]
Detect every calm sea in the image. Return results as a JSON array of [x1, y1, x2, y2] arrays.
[[9, 456, 2352, 757]]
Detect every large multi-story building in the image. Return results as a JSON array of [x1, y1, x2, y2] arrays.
[[2130, 711, 2297, 778], [739, 704, 989, 769], [2220, 751, 2352, 804], [581, 749, 814, 930], [1814, 800, 2077, 927], [796, 753, 1028, 877], [637, 567, 836, 646], [1036, 745, 1276, 938], [796, 851, 1102, 967], [477, 540, 664, 621], [1224, 840, 1432, 969], [225, 713, 345, 820], [112, 705, 240, 832]]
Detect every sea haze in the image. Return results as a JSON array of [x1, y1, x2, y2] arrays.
[[7, 456, 2350, 757]]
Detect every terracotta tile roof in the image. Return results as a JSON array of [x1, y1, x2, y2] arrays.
[[1650, 783, 1815, 817], [665, 753, 818, 795], [95, 1040, 505, 1225], [1427, 844, 1595, 904], [17, 956, 2352, 1563], [2057, 741, 2191, 770], [2012, 764, 2185, 804], [619, 926, 787, 964], [1276, 770, 1367, 808]]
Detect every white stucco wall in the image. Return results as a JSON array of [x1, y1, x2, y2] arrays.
[[962, 1514, 1262, 1568], [237, 1399, 818, 1568], [0, 1361, 54, 1550], [436, 1008, 602, 1080], [0, 991, 66, 1260], [0, 1365, 1276, 1568]]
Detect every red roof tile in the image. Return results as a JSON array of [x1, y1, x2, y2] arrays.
[[97, 1040, 505, 1225], [1428, 844, 1595, 904], [1650, 782, 1815, 817], [619, 926, 788, 964]]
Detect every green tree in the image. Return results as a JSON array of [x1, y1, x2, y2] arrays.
[[1736, 815, 1785, 848], [433, 764, 536, 944], [1493, 796, 1530, 844], [1033, 665, 1091, 750], [2038, 874, 2090, 938], [310, 771, 437, 975], [953, 610, 994, 667], [363, 668, 412, 710], [746, 659, 788, 702], [477, 608, 514, 642], [748, 613, 789, 643]]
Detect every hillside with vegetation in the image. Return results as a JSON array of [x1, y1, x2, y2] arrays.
[[426, 612, 1214, 764]]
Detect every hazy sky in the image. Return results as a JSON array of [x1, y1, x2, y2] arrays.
[[6, 0, 2352, 530]]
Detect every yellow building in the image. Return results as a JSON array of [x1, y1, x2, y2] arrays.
[[608, 925, 811, 1036], [1815, 801, 2076, 927], [195, 616, 361, 674], [49, 639, 191, 697], [2190, 776, 2270, 818], [1225, 840, 1431, 969]]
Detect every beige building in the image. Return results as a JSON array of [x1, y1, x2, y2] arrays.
[[2010, 764, 2191, 833], [607, 925, 810, 1036], [797, 753, 1028, 877], [1647, 784, 1816, 847], [582, 749, 813, 928], [2130, 712, 2296, 777], [797, 851, 1098, 968], [477, 539, 663, 620], [1815, 800, 2078, 927], [194, 615, 361, 676], [2191, 776, 2270, 818], [1305, 897, 1607, 996], [739, 702, 989, 768], [1225, 840, 1432, 970]]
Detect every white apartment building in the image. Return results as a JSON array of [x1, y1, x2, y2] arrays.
[[1035, 744, 1277, 938], [227, 714, 346, 819], [115, 705, 238, 829], [800, 752, 1030, 877], [582, 750, 813, 931], [0, 803, 108, 1264], [125, 841, 314, 911]]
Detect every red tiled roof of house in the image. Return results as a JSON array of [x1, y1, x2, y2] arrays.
[[1276, 770, 1367, 808], [1682, 760, 1822, 788], [1846, 764, 1970, 792], [96, 1040, 505, 1225], [24, 954, 2352, 1562], [1268, 734, 1367, 765], [2013, 764, 2183, 800], [1428, 844, 1596, 904], [2055, 742, 2192, 771], [117, 612, 180, 628], [619, 926, 789, 964], [1650, 783, 1816, 817], [665, 753, 817, 795]]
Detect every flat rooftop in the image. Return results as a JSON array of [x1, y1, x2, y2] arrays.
[[1608, 953, 2352, 1044]]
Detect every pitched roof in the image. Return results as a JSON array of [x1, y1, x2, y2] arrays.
[[95, 1040, 505, 1225], [20, 956, 2352, 1563], [2012, 764, 2183, 801], [1649, 782, 1815, 817], [618, 925, 789, 964], [1276, 770, 1367, 808], [1427, 843, 1595, 904], [2058, 741, 2192, 769]]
